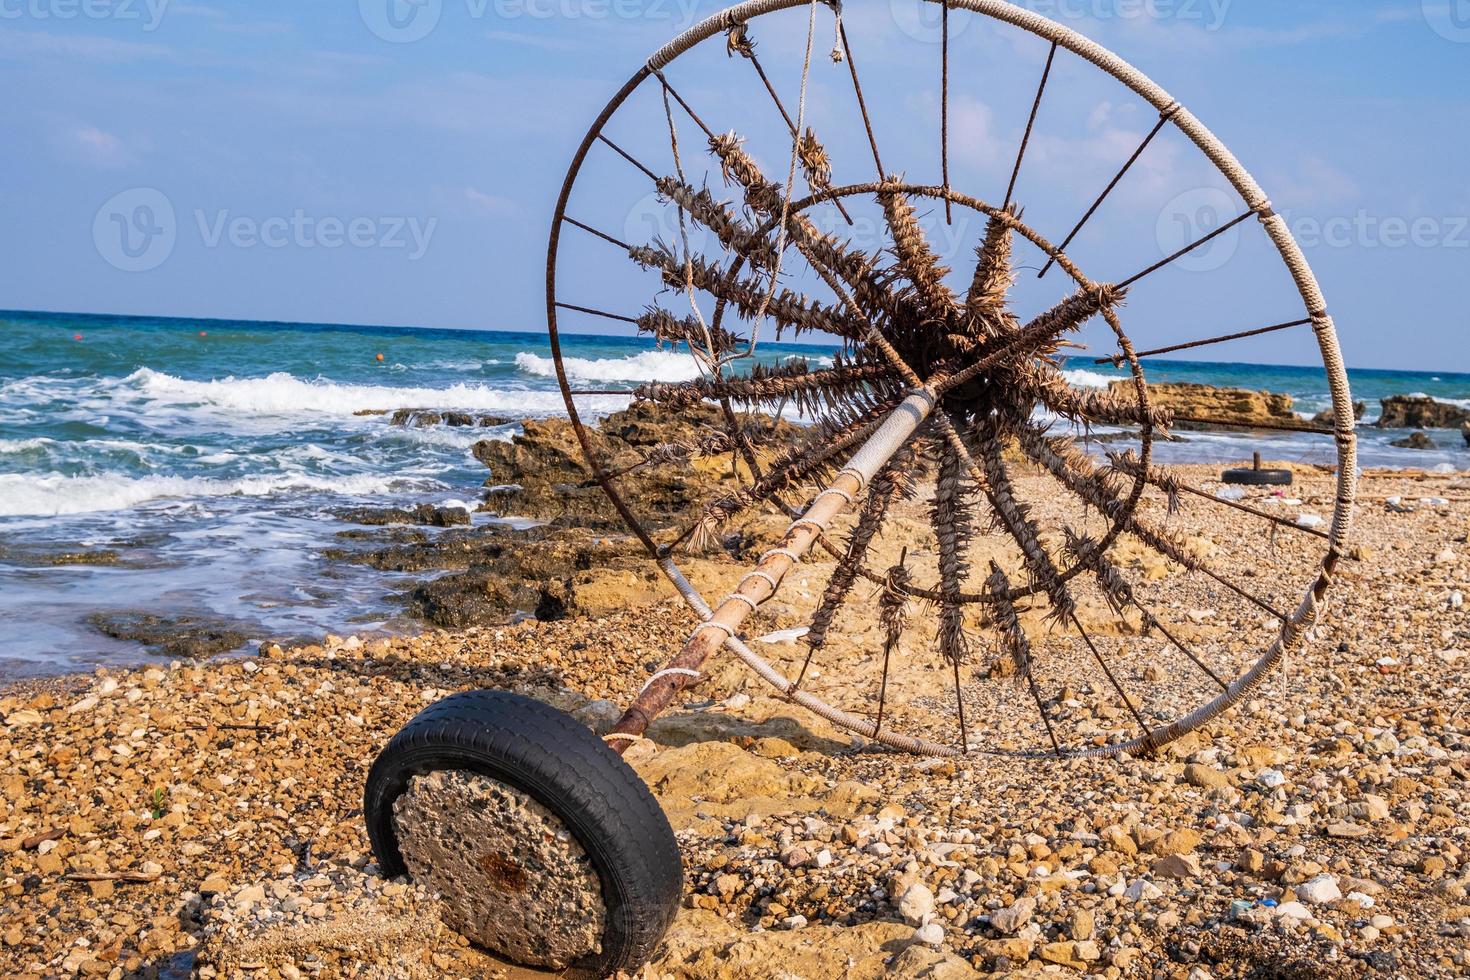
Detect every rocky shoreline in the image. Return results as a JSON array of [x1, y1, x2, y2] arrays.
[[2, 385, 1469, 978]]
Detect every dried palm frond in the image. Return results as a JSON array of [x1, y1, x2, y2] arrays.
[[806, 442, 920, 649], [877, 179, 957, 316], [797, 128, 832, 193], [628, 244, 868, 342], [971, 421, 1076, 624], [983, 561, 1031, 680], [966, 208, 1019, 337], [725, 22, 755, 58], [636, 306, 746, 359], [931, 443, 975, 666], [655, 176, 777, 269], [1103, 448, 1183, 514]]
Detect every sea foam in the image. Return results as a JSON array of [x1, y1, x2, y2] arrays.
[[0, 471, 430, 517], [514, 350, 705, 384], [117, 368, 625, 417]]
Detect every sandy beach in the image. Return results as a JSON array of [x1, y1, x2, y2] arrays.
[[2, 446, 1467, 978]]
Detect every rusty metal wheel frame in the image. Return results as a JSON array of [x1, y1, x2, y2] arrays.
[[544, 0, 1358, 759]]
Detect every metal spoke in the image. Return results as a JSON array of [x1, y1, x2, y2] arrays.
[[554, 301, 638, 325], [838, 22, 885, 177], [1070, 611, 1151, 741], [1119, 207, 1257, 289], [940, 0, 952, 224], [1096, 317, 1313, 365], [1039, 107, 1175, 278], [598, 133, 659, 183], [1106, 452, 1331, 541], [1004, 41, 1057, 210], [563, 216, 631, 251]]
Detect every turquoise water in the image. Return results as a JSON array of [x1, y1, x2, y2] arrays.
[[1, 309, 1465, 678]]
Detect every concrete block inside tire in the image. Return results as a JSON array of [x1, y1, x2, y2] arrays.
[[364, 690, 682, 978]]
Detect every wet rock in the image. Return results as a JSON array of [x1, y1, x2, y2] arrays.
[[87, 611, 251, 659], [1311, 401, 1366, 426], [471, 402, 800, 530], [389, 409, 509, 428], [1462, 421, 1470, 447], [1390, 431, 1437, 450], [337, 503, 471, 527], [1376, 395, 1470, 429]]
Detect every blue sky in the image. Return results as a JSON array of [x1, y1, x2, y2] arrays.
[[1, 0, 1466, 371]]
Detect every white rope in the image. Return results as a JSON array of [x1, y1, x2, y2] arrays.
[[639, 666, 703, 694], [743, 569, 781, 592], [760, 547, 803, 564], [724, 591, 760, 612]]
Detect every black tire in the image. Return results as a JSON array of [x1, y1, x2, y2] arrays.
[[364, 690, 682, 978], [1221, 467, 1293, 486]]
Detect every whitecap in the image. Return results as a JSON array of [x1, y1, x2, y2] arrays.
[[111, 367, 627, 418], [515, 350, 704, 384], [1061, 369, 1116, 390], [0, 471, 441, 517]]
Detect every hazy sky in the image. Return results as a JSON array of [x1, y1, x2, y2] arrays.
[[2, 0, 1466, 371]]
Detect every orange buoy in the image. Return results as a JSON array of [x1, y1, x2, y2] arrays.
[[199, 330, 208, 337], [73, 333, 83, 341], [376, 353, 385, 362]]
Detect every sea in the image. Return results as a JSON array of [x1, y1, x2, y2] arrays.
[[2, 309, 1467, 680]]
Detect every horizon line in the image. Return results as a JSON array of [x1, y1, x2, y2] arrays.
[[3, 306, 1464, 379]]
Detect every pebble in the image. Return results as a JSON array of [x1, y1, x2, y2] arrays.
[[898, 883, 935, 925], [912, 923, 945, 947], [1298, 874, 1342, 905]]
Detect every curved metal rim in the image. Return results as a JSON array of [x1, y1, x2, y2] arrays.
[[545, 0, 1358, 759]]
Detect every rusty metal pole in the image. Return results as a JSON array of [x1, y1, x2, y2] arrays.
[[604, 389, 937, 750]]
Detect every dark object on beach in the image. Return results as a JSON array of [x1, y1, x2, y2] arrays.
[[1390, 431, 1437, 451], [87, 611, 250, 659], [1222, 453, 1293, 486], [1375, 395, 1470, 430], [1461, 421, 1470, 448], [364, 690, 681, 978]]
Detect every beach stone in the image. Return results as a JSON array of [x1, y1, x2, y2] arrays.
[[989, 896, 1036, 934], [1298, 873, 1342, 905], [1150, 829, 1202, 856], [392, 769, 605, 969], [1068, 909, 1095, 941], [1183, 764, 1231, 789], [899, 883, 936, 925], [1125, 880, 1164, 903], [911, 922, 945, 947], [1153, 854, 1202, 879]]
